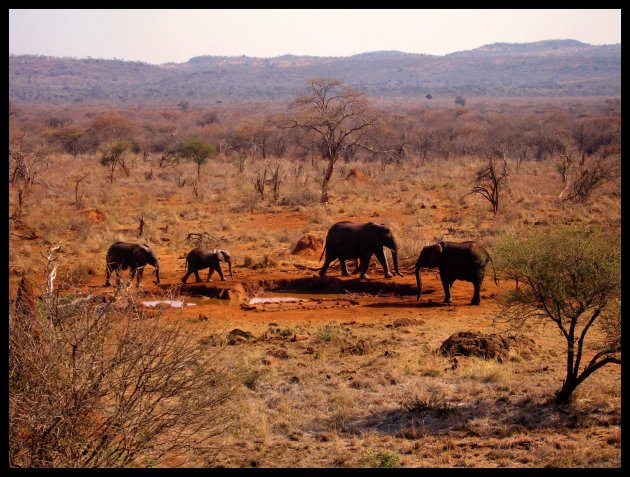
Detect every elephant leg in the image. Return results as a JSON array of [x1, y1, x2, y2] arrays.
[[115, 269, 122, 287], [374, 249, 393, 278], [181, 271, 191, 284], [191, 270, 200, 282], [352, 259, 361, 274], [358, 253, 371, 279], [340, 258, 350, 277], [207, 267, 216, 282], [319, 257, 333, 277], [440, 271, 452, 303], [471, 275, 483, 305], [217, 266, 225, 281], [136, 267, 144, 286]]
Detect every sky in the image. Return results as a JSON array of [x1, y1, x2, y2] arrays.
[[9, 9, 621, 65]]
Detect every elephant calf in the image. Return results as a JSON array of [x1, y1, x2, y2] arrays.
[[415, 240, 497, 305], [182, 248, 233, 284], [105, 242, 160, 287]]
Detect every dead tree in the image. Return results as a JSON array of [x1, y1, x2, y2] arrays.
[[464, 155, 508, 214], [191, 180, 201, 200], [255, 167, 269, 199], [186, 232, 226, 248], [73, 174, 88, 207], [9, 133, 47, 190], [41, 244, 61, 299], [561, 159, 619, 203], [268, 163, 283, 202], [279, 78, 376, 204], [137, 216, 145, 238]]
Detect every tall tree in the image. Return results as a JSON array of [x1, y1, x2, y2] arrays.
[[280, 78, 376, 204]]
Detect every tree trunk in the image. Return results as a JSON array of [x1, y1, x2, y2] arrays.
[[555, 377, 577, 404], [320, 156, 335, 204]]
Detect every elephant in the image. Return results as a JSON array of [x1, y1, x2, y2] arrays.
[[105, 242, 160, 287], [319, 221, 404, 279], [414, 240, 497, 305], [181, 248, 234, 284]]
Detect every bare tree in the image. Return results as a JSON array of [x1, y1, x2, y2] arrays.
[[73, 174, 88, 207], [254, 167, 269, 199], [253, 162, 284, 202], [563, 159, 619, 203], [464, 153, 509, 214], [9, 133, 48, 189], [280, 78, 376, 203], [137, 215, 145, 237]]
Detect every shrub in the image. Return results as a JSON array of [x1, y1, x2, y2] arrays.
[[9, 287, 236, 467]]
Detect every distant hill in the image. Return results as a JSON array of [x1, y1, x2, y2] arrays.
[[9, 39, 620, 104]]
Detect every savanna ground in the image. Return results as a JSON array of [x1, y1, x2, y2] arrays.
[[9, 96, 621, 468]]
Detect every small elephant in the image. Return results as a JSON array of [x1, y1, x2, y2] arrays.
[[105, 242, 160, 287], [415, 240, 497, 305], [182, 248, 234, 284], [319, 221, 404, 279]]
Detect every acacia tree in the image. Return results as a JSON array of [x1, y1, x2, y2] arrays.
[[179, 138, 216, 179], [100, 141, 132, 183], [495, 226, 620, 404], [280, 78, 376, 204]]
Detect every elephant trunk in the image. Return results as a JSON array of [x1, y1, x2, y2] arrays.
[[387, 239, 403, 277], [415, 266, 422, 301], [391, 247, 403, 277], [228, 260, 234, 279]]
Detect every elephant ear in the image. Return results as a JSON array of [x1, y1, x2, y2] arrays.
[[216, 250, 229, 262], [133, 246, 147, 263]]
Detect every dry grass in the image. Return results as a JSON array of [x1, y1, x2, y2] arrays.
[[8, 99, 621, 468]]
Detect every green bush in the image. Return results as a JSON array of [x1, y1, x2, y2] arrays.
[[494, 224, 620, 403]]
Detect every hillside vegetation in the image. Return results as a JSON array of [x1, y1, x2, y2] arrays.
[[9, 40, 620, 104]]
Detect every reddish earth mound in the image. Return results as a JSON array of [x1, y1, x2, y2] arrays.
[[345, 168, 368, 181], [439, 331, 538, 362], [292, 234, 323, 255], [84, 209, 106, 223]]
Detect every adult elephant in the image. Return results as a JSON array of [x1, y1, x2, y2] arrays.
[[182, 248, 233, 283], [414, 241, 496, 305], [105, 242, 160, 287], [319, 221, 404, 279]]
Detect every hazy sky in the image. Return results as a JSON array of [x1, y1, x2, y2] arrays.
[[9, 9, 621, 64]]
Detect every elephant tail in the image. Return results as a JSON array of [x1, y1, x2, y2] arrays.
[[319, 245, 326, 262]]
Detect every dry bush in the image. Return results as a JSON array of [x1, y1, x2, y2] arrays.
[[9, 283, 237, 468]]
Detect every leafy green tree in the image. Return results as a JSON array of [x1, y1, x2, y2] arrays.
[[495, 225, 620, 403], [179, 138, 216, 179], [100, 140, 132, 183], [51, 129, 85, 157]]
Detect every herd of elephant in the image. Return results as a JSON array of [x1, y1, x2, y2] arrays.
[[105, 221, 497, 305]]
